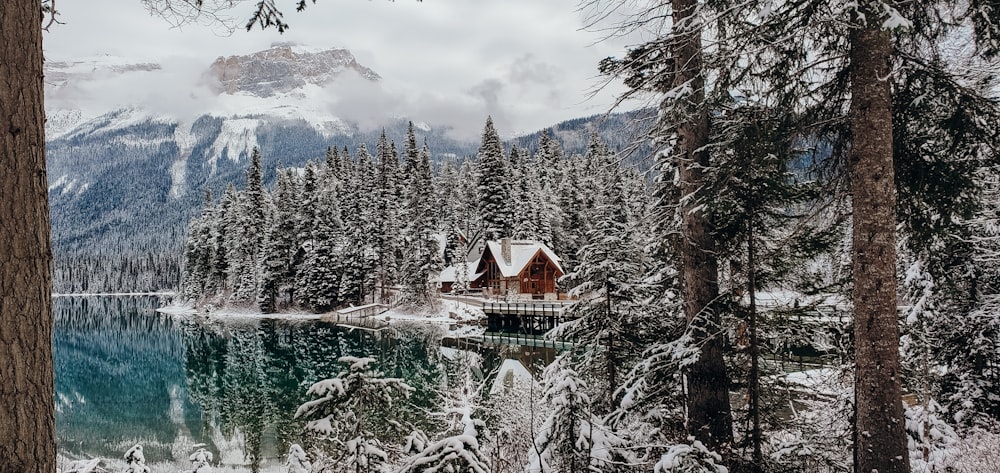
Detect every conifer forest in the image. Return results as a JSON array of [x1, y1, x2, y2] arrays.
[[34, 1, 1000, 473]]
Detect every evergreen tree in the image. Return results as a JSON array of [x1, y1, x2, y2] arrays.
[[258, 168, 301, 312], [476, 116, 512, 241], [526, 355, 624, 473], [182, 189, 217, 300], [296, 356, 413, 473], [559, 134, 647, 411], [401, 143, 443, 306], [228, 147, 270, 304], [300, 175, 344, 312], [375, 130, 403, 302], [339, 145, 379, 305], [707, 106, 841, 469]]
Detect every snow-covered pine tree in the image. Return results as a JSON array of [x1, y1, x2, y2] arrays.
[[559, 134, 647, 412], [294, 163, 320, 306], [435, 158, 465, 267], [230, 147, 271, 304], [476, 116, 513, 241], [375, 130, 404, 303], [325, 146, 341, 181], [526, 354, 624, 473], [596, 0, 738, 455], [508, 145, 541, 241], [213, 183, 239, 295], [310, 196, 345, 312], [299, 162, 345, 312], [286, 444, 312, 473], [122, 444, 149, 473], [182, 189, 217, 300], [339, 145, 379, 305], [258, 167, 302, 313], [718, 2, 1000, 469], [295, 356, 414, 473], [706, 105, 841, 469], [401, 143, 442, 307]]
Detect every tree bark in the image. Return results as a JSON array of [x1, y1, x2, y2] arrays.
[[0, 2, 55, 471], [670, 0, 734, 454], [848, 21, 911, 473]]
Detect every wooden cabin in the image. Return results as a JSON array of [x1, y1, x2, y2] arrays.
[[472, 238, 565, 300]]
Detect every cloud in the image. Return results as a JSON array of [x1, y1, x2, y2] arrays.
[[44, 0, 640, 141], [507, 53, 560, 85]]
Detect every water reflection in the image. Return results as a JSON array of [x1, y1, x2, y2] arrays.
[[55, 297, 558, 471]]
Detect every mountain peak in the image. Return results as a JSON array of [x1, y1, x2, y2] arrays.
[[207, 45, 380, 97]]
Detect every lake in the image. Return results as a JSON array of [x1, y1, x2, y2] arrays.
[[54, 296, 557, 472]]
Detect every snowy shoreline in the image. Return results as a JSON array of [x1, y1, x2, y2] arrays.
[[154, 298, 488, 332]]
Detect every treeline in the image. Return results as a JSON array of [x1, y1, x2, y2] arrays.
[[52, 250, 181, 294], [180, 117, 649, 312]]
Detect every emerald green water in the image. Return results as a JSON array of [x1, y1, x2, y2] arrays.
[[54, 296, 553, 470]]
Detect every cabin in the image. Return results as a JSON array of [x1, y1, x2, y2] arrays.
[[438, 238, 565, 300]]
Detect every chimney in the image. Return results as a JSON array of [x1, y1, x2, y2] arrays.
[[501, 237, 512, 265]]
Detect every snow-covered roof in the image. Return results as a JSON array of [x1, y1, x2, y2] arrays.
[[483, 239, 564, 278], [434, 261, 482, 283]]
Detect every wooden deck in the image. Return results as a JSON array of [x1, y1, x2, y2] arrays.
[[482, 301, 577, 335]]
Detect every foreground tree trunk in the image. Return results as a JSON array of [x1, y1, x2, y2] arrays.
[[848, 20, 911, 473], [670, 0, 734, 454], [0, 2, 56, 471]]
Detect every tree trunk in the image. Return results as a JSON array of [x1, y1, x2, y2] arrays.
[[670, 0, 734, 454], [848, 21, 911, 473], [0, 2, 56, 471]]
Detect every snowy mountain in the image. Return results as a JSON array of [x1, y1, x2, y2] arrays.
[[44, 44, 645, 292], [208, 43, 380, 96]]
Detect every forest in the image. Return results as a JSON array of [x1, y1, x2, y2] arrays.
[[135, 1, 1000, 473], [174, 101, 1000, 473]]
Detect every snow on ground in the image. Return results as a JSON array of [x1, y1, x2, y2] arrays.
[[207, 117, 261, 172], [169, 122, 196, 199], [376, 298, 485, 325]]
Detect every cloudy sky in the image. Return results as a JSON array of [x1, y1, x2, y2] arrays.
[[44, 0, 645, 140]]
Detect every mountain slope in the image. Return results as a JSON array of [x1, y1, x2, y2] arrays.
[[45, 45, 649, 292]]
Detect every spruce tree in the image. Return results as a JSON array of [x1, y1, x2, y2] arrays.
[[401, 143, 442, 306], [375, 130, 403, 302], [476, 116, 512, 241], [258, 168, 301, 312]]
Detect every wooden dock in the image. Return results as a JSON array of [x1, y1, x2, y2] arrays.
[[482, 301, 577, 336]]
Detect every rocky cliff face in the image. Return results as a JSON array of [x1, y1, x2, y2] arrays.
[[207, 43, 380, 97]]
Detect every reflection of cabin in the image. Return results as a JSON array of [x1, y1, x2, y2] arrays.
[[437, 238, 565, 300]]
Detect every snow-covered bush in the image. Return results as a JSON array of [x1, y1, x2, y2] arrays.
[[185, 447, 213, 473], [122, 444, 150, 473], [906, 399, 960, 472], [286, 444, 311, 473], [400, 404, 490, 473], [653, 439, 728, 473]]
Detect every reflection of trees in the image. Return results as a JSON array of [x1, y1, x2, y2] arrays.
[[54, 296, 194, 460], [182, 319, 452, 472]]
